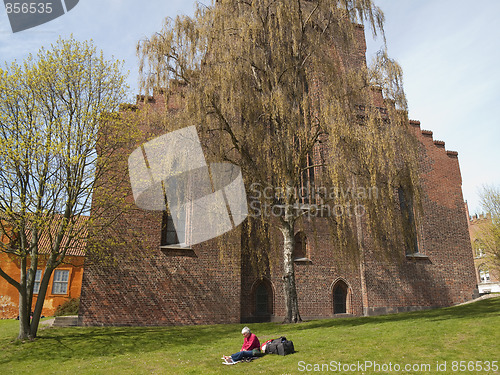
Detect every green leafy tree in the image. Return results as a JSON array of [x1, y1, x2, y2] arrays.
[[137, 0, 421, 323], [0, 37, 133, 340], [475, 185, 500, 273]]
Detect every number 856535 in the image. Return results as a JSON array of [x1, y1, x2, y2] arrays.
[[5, 2, 53, 14]]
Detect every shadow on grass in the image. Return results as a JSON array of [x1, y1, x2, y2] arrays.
[[301, 297, 500, 331], [1, 297, 498, 365], [0, 323, 242, 365]]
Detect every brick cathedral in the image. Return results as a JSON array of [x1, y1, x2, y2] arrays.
[[79, 25, 477, 326]]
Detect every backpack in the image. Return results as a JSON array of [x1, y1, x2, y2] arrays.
[[264, 336, 295, 356]]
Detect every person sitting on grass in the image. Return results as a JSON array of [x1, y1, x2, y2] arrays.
[[223, 327, 261, 364]]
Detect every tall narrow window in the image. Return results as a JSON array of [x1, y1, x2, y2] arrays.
[[398, 187, 419, 254], [33, 270, 42, 294], [293, 232, 307, 259], [161, 211, 179, 246], [52, 270, 69, 295], [474, 240, 484, 258]]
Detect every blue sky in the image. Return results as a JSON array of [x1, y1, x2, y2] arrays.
[[1, 0, 498, 214]]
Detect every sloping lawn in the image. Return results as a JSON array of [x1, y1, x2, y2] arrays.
[[0, 298, 498, 375]]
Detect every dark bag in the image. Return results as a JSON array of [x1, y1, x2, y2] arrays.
[[265, 338, 281, 354], [277, 339, 295, 356], [265, 336, 294, 355]]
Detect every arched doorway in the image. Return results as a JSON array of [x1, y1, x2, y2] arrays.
[[332, 280, 350, 314], [255, 283, 268, 315], [252, 279, 273, 322]]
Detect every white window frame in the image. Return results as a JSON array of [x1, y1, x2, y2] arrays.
[[51, 269, 70, 295], [479, 269, 490, 283], [33, 270, 42, 294]]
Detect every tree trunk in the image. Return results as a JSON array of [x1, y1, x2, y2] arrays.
[[29, 264, 54, 338], [281, 201, 302, 323], [16, 255, 55, 340], [17, 257, 30, 340]]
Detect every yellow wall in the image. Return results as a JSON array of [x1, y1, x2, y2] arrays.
[[0, 252, 84, 319]]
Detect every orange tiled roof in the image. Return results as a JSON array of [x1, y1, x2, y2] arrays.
[[1, 215, 88, 257]]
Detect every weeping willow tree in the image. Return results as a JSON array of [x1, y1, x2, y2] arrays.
[[137, 0, 421, 323]]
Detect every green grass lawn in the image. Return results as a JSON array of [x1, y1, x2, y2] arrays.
[[0, 298, 499, 375]]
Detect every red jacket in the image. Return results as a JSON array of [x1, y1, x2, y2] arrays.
[[242, 333, 260, 351]]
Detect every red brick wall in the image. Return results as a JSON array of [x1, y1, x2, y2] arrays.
[[79, 101, 242, 326], [79, 23, 477, 326], [80, 238, 241, 326], [240, 154, 477, 321], [240, 218, 365, 322], [348, 121, 477, 316]]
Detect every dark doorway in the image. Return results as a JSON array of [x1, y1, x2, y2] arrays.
[[252, 279, 273, 322], [333, 281, 348, 314], [255, 283, 268, 315]]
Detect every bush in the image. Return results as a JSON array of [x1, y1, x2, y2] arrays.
[[54, 298, 80, 316]]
